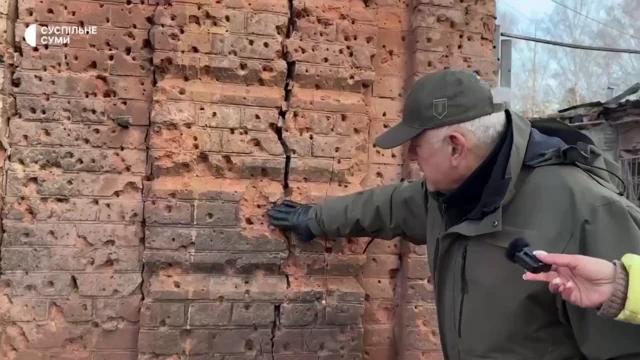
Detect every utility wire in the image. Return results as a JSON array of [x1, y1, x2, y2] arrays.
[[502, 0, 533, 21], [502, 31, 640, 55], [550, 0, 640, 41]]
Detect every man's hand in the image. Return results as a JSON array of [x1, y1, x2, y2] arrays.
[[523, 251, 616, 309], [267, 200, 316, 242]]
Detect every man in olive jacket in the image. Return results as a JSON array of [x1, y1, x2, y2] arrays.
[[267, 69, 640, 359]]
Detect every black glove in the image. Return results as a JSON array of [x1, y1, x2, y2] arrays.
[[267, 200, 316, 242]]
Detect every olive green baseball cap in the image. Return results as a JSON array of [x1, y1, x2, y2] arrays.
[[374, 69, 505, 149]]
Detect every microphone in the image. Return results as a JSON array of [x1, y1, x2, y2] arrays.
[[505, 237, 552, 274]]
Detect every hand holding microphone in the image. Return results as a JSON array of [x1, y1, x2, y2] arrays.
[[506, 238, 617, 309]]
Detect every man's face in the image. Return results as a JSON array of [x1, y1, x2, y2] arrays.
[[407, 129, 471, 192]]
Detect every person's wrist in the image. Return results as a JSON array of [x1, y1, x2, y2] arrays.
[[597, 260, 629, 318]]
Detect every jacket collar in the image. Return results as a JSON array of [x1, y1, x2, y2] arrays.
[[443, 110, 531, 237]]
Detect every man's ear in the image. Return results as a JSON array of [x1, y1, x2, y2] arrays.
[[448, 132, 467, 165]]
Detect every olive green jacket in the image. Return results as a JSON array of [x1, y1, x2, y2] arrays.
[[307, 111, 640, 359]]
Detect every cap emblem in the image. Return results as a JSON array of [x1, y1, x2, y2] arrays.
[[433, 98, 447, 119]]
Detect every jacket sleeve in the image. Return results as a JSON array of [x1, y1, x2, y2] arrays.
[[306, 180, 428, 245], [561, 200, 640, 359], [616, 253, 640, 325]]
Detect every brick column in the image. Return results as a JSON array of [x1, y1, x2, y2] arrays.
[[0, 0, 155, 359]]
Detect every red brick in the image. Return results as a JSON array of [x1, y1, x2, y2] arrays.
[[152, 100, 197, 126], [413, 29, 460, 53], [137, 329, 184, 355], [324, 303, 364, 325], [8, 298, 48, 321], [110, 4, 156, 30], [150, 126, 223, 152], [294, 15, 338, 43], [8, 121, 147, 149], [86, 28, 151, 52], [306, 328, 364, 353], [460, 32, 494, 57], [110, 52, 153, 76], [144, 200, 193, 225], [294, 64, 375, 93], [326, 254, 366, 276], [141, 302, 185, 327], [13, 72, 152, 100], [6, 172, 141, 197], [231, 303, 274, 326], [96, 297, 142, 322], [53, 299, 93, 322], [2, 273, 75, 296], [406, 255, 430, 279], [224, 35, 282, 60], [1, 248, 84, 271], [22, 324, 92, 349], [65, 49, 111, 73], [403, 351, 445, 360], [75, 273, 141, 297], [327, 278, 366, 303], [280, 303, 318, 327], [404, 304, 438, 328], [363, 325, 393, 348], [247, 13, 288, 37], [285, 40, 351, 67], [151, 28, 222, 54], [67, 1, 111, 25], [373, 75, 405, 99], [412, 6, 465, 30], [311, 135, 358, 159], [221, 131, 283, 155], [9, 148, 147, 174], [190, 252, 285, 275], [405, 328, 440, 351], [154, 5, 245, 33], [92, 353, 138, 360], [363, 301, 395, 324], [360, 279, 396, 300], [77, 224, 143, 247], [406, 280, 434, 303], [15, 96, 107, 121], [292, 88, 367, 113], [187, 302, 230, 326], [362, 255, 400, 278], [193, 201, 238, 225], [210, 329, 272, 353], [13, 350, 45, 360], [147, 274, 210, 300], [242, 107, 280, 131], [337, 22, 378, 48], [2, 223, 78, 247]]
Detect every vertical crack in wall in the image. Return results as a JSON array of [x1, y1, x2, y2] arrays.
[[139, 1, 160, 304], [270, 304, 281, 360], [275, 0, 298, 291], [275, 0, 296, 195]]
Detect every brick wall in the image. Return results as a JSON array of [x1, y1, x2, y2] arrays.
[[0, 0, 496, 359]]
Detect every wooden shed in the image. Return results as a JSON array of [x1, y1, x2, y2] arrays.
[[532, 83, 640, 204]]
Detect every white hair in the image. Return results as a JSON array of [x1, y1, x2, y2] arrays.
[[430, 110, 507, 150]]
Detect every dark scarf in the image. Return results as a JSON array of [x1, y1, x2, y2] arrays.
[[431, 116, 514, 230]]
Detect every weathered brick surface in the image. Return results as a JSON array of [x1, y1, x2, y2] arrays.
[[0, 0, 150, 359], [0, 0, 495, 358]]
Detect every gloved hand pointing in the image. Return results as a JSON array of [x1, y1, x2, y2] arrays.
[[266, 200, 317, 242]]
